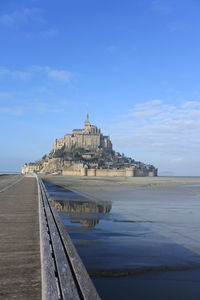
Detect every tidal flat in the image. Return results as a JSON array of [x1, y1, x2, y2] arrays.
[[42, 176, 200, 299]]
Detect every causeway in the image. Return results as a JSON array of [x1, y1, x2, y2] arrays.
[[0, 175, 41, 299], [0, 174, 100, 300]]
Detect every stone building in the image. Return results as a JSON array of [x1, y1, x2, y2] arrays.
[[52, 113, 112, 153], [21, 163, 40, 174]]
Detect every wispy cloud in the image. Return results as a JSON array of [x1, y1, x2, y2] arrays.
[[0, 7, 45, 27], [34, 102, 62, 114], [0, 106, 24, 116], [168, 21, 189, 33], [34, 66, 73, 84], [0, 66, 73, 84], [0, 68, 31, 80], [0, 7, 60, 40], [0, 101, 63, 116], [26, 27, 59, 39], [170, 157, 183, 164], [39, 28, 58, 38], [47, 69, 72, 83], [110, 100, 200, 157], [0, 91, 13, 99]]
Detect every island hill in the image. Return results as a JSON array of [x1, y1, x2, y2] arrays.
[[22, 114, 157, 177]]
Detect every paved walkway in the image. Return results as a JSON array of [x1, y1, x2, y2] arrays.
[[0, 174, 22, 192], [0, 176, 41, 299]]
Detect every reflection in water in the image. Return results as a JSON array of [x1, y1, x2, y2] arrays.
[[51, 199, 112, 227], [71, 219, 100, 227]]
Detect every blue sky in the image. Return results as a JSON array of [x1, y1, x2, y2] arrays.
[[0, 0, 200, 175]]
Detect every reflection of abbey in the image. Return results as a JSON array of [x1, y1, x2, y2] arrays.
[[53, 113, 112, 153], [22, 113, 157, 177], [51, 199, 112, 227]]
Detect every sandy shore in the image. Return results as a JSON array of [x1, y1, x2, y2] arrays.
[[42, 175, 200, 185], [41, 175, 200, 196]]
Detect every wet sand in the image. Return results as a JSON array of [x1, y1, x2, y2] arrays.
[[42, 175, 200, 299], [41, 174, 200, 188]]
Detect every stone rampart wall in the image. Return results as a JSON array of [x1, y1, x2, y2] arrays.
[[22, 165, 156, 177], [87, 169, 96, 176], [95, 169, 125, 177], [134, 169, 148, 176], [62, 168, 133, 177], [62, 170, 81, 176]]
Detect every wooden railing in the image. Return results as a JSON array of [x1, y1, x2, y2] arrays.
[[36, 175, 101, 300]]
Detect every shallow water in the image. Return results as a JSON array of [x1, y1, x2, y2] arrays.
[[44, 180, 200, 299]]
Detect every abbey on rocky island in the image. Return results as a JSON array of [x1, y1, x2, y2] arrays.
[[22, 114, 157, 177], [53, 113, 112, 153]]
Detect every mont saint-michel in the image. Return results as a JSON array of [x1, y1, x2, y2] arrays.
[[22, 114, 157, 177]]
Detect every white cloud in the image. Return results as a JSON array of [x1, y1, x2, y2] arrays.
[[0, 8, 60, 40], [12, 70, 32, 80], [110, 100, 200, 157], [34, 102, 61, 114], [170, 157, 183, 164], [0, 107, 24, 116], [26, 28, 59, 39], [0, 68, 31, 80], [0, 7, 45, 27], [0, 66, 73, 84], [48, 69, 71, 83], [0, 92, 11, 98], [34, 66, 73, 84], [0, 102, 63, 116], [168, 22, 189, 33]]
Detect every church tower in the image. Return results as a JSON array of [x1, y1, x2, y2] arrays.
[[84, 112, 90, 125], [84, 112, 91, 133]]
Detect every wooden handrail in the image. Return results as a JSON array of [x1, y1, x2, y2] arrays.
[[36, 174, 101, 300]]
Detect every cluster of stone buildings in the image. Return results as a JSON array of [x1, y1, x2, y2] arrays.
[[52, 113, 112, 153], [22, 114, 157, 177]]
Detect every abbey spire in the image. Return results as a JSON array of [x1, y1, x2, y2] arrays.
[[84, 112, 90, 126]]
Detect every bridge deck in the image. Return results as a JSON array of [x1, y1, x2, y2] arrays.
[[0, 176, 41, 300]]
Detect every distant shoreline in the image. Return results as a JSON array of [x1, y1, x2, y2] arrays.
[[0, 172, 20, 175]]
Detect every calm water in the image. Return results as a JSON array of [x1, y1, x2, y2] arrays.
[[44, 180, 200, 299]]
